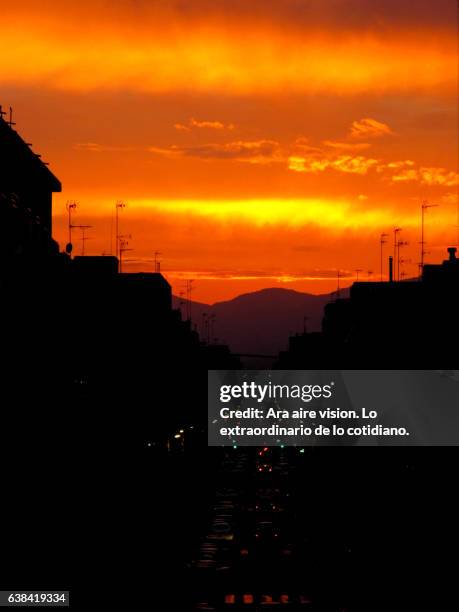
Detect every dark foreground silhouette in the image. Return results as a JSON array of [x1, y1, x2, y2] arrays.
[[1, 112, 457, 609]]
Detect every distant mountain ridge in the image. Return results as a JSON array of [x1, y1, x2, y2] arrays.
[[172, 287, 347, 356]]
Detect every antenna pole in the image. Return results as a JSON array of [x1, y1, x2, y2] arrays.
[[66, 201, 77, 256], [396, 240, 409, 281], [115, 201, 126, 265], [154, 251, 162, 273], [179, 291, 185, 320], [119, 236, 133, 273], [186, 280, 194, 321], [80, 226, 92, 256], [393, 228, 401, 280], [380, 233, 388, 281], [7, 107, 16, 128]]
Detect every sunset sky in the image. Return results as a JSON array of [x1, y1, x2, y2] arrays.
[[2, 0, 458, 303]]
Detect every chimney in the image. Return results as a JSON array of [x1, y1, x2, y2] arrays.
[[389, 256, 394, 282], [447, 247, 457, 261]]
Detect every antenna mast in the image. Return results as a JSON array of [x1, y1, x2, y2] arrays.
[[185, 279, 194, 321], [154, 251, 162, 273], [65, 201, 78, 256], [115, 201, 126, 262], [119, 235, 133, 273], [72, 225, 93, 256], [396, 240, 409, 281], [380, 233, 388, 281], [7, 107, 15, 128], [393, 227, 401, 278]]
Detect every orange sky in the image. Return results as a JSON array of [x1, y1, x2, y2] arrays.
[[2, 0, 458, 303]]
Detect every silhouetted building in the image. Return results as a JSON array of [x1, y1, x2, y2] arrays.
[[277, 248, 459, 368], [1, 113, 239, 443], [0, 114, 61, 274], [72, 255, 118, 278], [117, 272, 172, 313]]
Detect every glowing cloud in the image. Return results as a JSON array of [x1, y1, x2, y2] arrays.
[[391, 166, 459, 186], [350, 118, 394, 139], [174, 118, 235, 131], [288, 155, 379, 175], [150, 140, 282, 164]]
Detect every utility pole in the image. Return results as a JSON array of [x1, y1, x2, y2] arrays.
[[355, 268, 363, 282], [380, 233, 388, 281], [420, 201, 439, 274]]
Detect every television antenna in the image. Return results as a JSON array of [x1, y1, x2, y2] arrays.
[[115, 201, 126, 260], [154, 251, 162, 273], [399, 257, 412, 281], [178, 290, 186, 319], [380, 233, 389, 281], [65, 201, 78, 255], [185, 279, 194, 321], [7, 107, 15, 128], [72, 224, 93, 256], [393, 227, 401, 272], [396, 240, 409, 281], [119, 235, 132, 273]]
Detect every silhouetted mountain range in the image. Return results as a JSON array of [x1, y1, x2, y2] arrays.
[[172, 287, 348, 356]]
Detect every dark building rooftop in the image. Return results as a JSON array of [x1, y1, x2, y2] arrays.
[[277, 247, 459, 369], [1, 111, 61, 263], [423, 246, 459, 284], [0, 113, 61, 194], [73, 255, 119, 278]]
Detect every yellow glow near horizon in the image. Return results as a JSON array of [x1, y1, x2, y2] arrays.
[[71, 198, 446, 231]]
